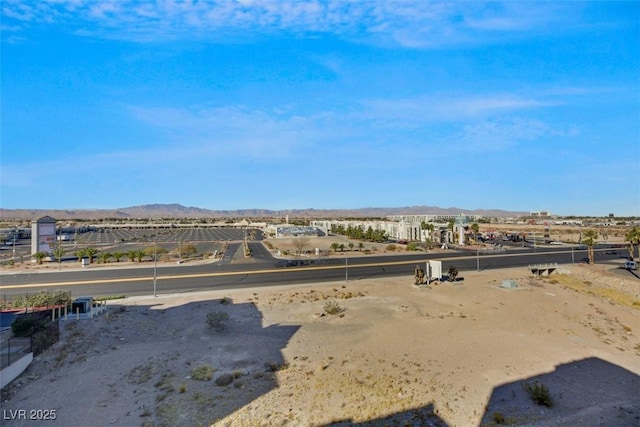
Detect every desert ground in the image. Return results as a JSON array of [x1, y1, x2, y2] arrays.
[[1, 259, 639, 426]]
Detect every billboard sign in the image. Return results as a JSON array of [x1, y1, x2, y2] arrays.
[[38, 223, 55, 253]]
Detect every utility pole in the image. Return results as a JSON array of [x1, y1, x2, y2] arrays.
[[153, 226, 158, 297], [476, 239, 480, 272], [12, 230, 16, 262], [345, 252, 348, 283]]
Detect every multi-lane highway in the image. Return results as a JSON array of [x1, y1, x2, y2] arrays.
[[0, 242, 628, 298]]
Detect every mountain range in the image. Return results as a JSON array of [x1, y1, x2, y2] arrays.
[[0, 204, 528, 220]]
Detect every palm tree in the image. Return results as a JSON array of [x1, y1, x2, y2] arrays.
[[112, 251, 125, 262], [624, 226, 640, 260], [471, 223, 480, 243], [582, 230, 598, 264], [84, 247, 99, 264], [448, 219, 456, 244], [32, 251, 47, 265], [97, 252, 112, 264], [52, 245, 65, 266], [127, 250, 138, 262], [74, 249, 86, 263]]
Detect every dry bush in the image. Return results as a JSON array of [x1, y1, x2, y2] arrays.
[[522, 381, 553, 407], [324, 301, 345, 315], [191, 365, 215, 381], [206, 311, 230, 331]]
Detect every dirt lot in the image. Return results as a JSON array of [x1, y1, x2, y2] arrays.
[[1, 263, 639, 426]]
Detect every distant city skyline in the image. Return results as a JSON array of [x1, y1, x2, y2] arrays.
[[2, 1, 639, 216]]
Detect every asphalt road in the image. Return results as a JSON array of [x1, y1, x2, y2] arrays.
[[0, 243, 628, 299]]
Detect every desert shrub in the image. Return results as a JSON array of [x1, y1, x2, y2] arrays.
[[406, 242, 419, 251], [214, 373, 234, 387], [492, 412, 506, 424], [11, 313, 49, 337], [264, 361, 289, 372], [386, 244, 397, 251], [8, 290, 71, 309], [206, 311, 230, 331], [94, 295, 126, 301], [522, 381, 553, 407], [323, 301, 345, 315], [179, 383, 187, 393], [128, 362, 154, 384], [220, 297, 232, 305], [191, 365, 215, 381]]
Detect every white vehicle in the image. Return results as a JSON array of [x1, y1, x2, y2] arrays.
[[549, 241, 563, 245], [624, 261, 637, 270]]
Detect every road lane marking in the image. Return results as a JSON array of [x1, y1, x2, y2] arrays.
[[0, 250, 570, 290]]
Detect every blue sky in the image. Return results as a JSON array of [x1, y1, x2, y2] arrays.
[[1, 1, 639, 216]]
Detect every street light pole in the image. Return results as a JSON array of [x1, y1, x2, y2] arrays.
[[345, 252, 348, 283], [476, 234, 480, 272], [153, 227, 158, 297]]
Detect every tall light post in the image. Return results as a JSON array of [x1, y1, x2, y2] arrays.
[[12, 230, 16, 262], [153, 226, 158, 297], [476, 233, 480, 272], [345, 251, 349, 283]]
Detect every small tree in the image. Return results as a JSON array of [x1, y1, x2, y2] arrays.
[[293, 237, 310, 257], [624, 226, 640, 260], [97, 252, 112, 264], [177, 242, 197, 259], [135, 249, 146, 262], [330, 242, 340, 253], [471, 223, 480, 245], [32, 251, 47, 265], [348, 242, 354, 251], [582, 230, 598, 264], [144, 246, 168, 261], [127, 250, 138, 262], [358, 242, 364, 252], [52, 245, 65, 267], [84, 247, 99, 264], [74, 249, 87, 263]]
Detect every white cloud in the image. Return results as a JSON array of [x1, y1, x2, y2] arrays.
[[2, 0, 584, 47], [127, 105, 327, 159], [451, 117, 551, 151], [360, 94, 554, 125]]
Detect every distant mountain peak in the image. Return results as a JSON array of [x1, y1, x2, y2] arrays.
[[0, 204, 528, 220]]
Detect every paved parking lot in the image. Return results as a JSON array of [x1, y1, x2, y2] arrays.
[[1, 228, 264, 265]]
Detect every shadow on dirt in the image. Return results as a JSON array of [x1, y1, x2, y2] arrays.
[[323, 403, 448, 426], [480, 356, 640, 426], [0, 297, 300, 427]]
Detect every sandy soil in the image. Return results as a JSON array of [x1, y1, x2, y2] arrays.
[[1, 263, 639, 427]]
